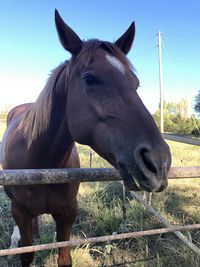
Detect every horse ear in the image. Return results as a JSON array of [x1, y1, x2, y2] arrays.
[[55, 9, 82, 55], [114, 22, 135, 55]]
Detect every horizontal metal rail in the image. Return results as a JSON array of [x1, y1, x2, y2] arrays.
[[0, 224, 200, 257], [0, 168, 119, 185], [0, 166, 200, 186]]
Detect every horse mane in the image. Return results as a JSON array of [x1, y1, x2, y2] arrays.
[[18, 61, 67, 148]]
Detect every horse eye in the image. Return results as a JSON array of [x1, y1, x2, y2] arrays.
[[83, 73, 98, 87]]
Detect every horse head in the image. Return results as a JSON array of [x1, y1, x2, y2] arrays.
[[55, 10, 171, 192]]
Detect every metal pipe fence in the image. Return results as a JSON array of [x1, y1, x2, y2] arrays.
[[0, 166, 200, 186]]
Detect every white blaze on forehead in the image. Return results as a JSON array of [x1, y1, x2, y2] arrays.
[[106, 54, 125, 74]]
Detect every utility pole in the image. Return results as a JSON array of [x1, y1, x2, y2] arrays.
[[158, 31, 164, 133]]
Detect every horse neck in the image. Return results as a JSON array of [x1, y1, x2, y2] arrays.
[[29, 64, 74, 168]]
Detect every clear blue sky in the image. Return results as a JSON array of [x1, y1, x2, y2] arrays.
[[0, 0, 199, 113]]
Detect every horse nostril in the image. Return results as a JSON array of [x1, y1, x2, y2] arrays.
[[135, 145, 158, 175], [141, 149, 157, 174]]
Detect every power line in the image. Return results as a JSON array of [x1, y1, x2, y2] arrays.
[[134, 34, 157, 49], [161, 39, 184, 93], [133, 46, 157, 58], [164, 33, 200, 39]]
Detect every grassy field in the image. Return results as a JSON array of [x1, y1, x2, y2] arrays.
[[1, 122, 200, 266]]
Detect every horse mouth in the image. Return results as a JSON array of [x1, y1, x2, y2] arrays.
[[117, 162, 168, 192], [117, 164, 142, 191]]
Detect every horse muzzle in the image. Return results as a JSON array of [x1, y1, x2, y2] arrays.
[[117, 143, 171, 192]]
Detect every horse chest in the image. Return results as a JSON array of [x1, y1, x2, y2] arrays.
[[12, 185, 70, 216]]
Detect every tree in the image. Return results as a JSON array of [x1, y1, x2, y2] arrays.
[[165, 101, 178, 115], [153, 98, 195, 134], [153, 101, 177, 132], [171, 114, 193, 134], [194, 90, 200, 116], [178, 97, 189, 118]]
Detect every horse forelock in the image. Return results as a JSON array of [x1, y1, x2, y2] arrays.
[[76, 39, 133, 71], [18, 62, 68, 148]]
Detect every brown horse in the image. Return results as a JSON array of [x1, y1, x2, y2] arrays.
[[1, 10, 171, 267]]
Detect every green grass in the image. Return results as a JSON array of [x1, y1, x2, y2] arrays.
[[1, 121, 200, 266]]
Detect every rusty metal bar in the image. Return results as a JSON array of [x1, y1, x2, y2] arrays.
[[0, 224, 200, 257], [0, 168, 120, 185], [0, 166, 200, 186]]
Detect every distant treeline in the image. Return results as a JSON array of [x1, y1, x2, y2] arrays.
[[153, 98, 200, 135]]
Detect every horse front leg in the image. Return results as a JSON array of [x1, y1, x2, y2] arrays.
[[10, 218, 39, 248], [11, 202, 34, 267], [53, 200, 78, 267], [33, 216, 41, 239]]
